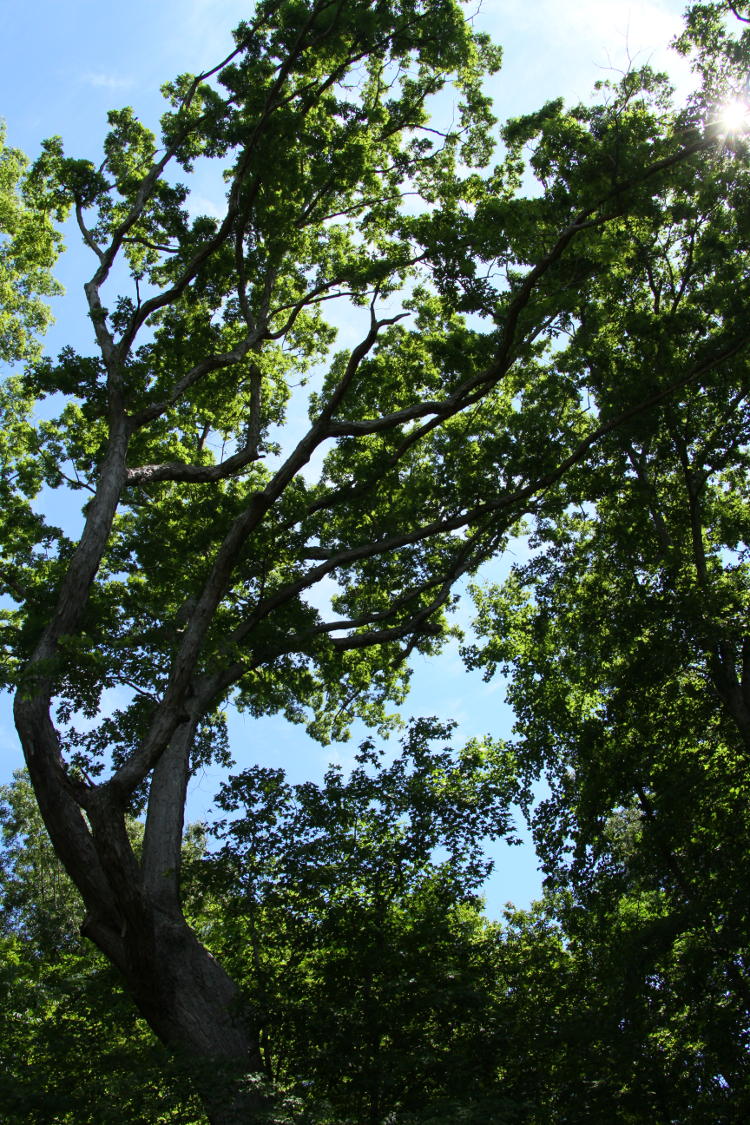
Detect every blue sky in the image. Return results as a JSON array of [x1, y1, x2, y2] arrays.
[[0, 0, 693, 913]]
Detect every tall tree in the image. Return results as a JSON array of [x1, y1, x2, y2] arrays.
[[2, 0, 748, 1120], [6, 763, 748, 1123]]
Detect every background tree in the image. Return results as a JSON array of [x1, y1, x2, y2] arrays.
[[0, 122, 61, 365], [203, 717, 517, 1123], [2, 0, 749, 1120], [0, 122, 63, 618], [6, 760, 746, 1124], [465, 6, 750, 1118]]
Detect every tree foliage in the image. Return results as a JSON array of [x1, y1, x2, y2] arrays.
[[203, 718, 515, 1118], [0, 122, 61, 364], [463, 4, 750, 1118]]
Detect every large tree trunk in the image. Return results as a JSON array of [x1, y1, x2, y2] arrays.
[[84, 907, 267, 1125]]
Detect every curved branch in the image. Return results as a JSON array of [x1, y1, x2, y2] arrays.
[[126, 442, 260, 486]]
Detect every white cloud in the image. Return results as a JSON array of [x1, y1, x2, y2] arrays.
[[172, 0, 255, 72], [480, 0, 695, 112], [186, 192, 225, 220], [82, 72, 134, 91]]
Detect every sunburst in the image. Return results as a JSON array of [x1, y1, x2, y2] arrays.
[[717, 96, 750, 135]]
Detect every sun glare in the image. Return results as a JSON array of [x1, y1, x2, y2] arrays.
[[718, 97, 750, 135]]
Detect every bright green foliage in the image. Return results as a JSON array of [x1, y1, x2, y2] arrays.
[[3, 4, 720, 747], [0, 126, 64, 664], [3, 0, 507, 736], [677, 0, 750, 112], [0, 123, 62, 364], [0, 771, 83, 947]]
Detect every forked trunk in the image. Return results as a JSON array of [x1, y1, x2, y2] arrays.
[[16, 699, 268, 1123]]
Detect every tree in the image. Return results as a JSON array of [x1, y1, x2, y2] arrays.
[[5, 764, 748, 1124], [2, 0, 749, 1120], [0, 769, 83, 948], [463, 6, 750, 1118], [203, 717, 518, 1122]]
